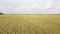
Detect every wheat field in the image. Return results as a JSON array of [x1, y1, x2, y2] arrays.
[[0, 15, 60, 34]]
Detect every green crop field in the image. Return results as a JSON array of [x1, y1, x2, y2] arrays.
[[0, 15, 60, 34]]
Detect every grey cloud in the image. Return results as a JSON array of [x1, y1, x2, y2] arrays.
[[0, 0, 60, 14]]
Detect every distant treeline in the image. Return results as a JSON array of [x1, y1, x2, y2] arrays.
[[0, 13, 60, 15], [0, 13, 4, 15], [4, 14, 60, 15]]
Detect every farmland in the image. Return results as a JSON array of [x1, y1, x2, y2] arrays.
[[0, 15, 60, 34]]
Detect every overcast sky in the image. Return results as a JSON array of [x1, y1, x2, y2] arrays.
[[0, 0, 60, 14]]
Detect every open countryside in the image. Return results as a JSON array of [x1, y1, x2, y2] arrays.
[[0, 15, 60, 34]]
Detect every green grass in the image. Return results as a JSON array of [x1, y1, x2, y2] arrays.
[[0, 15, 60, 34]]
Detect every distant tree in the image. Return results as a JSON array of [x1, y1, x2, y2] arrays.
[[0, 13, 4, 15]]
